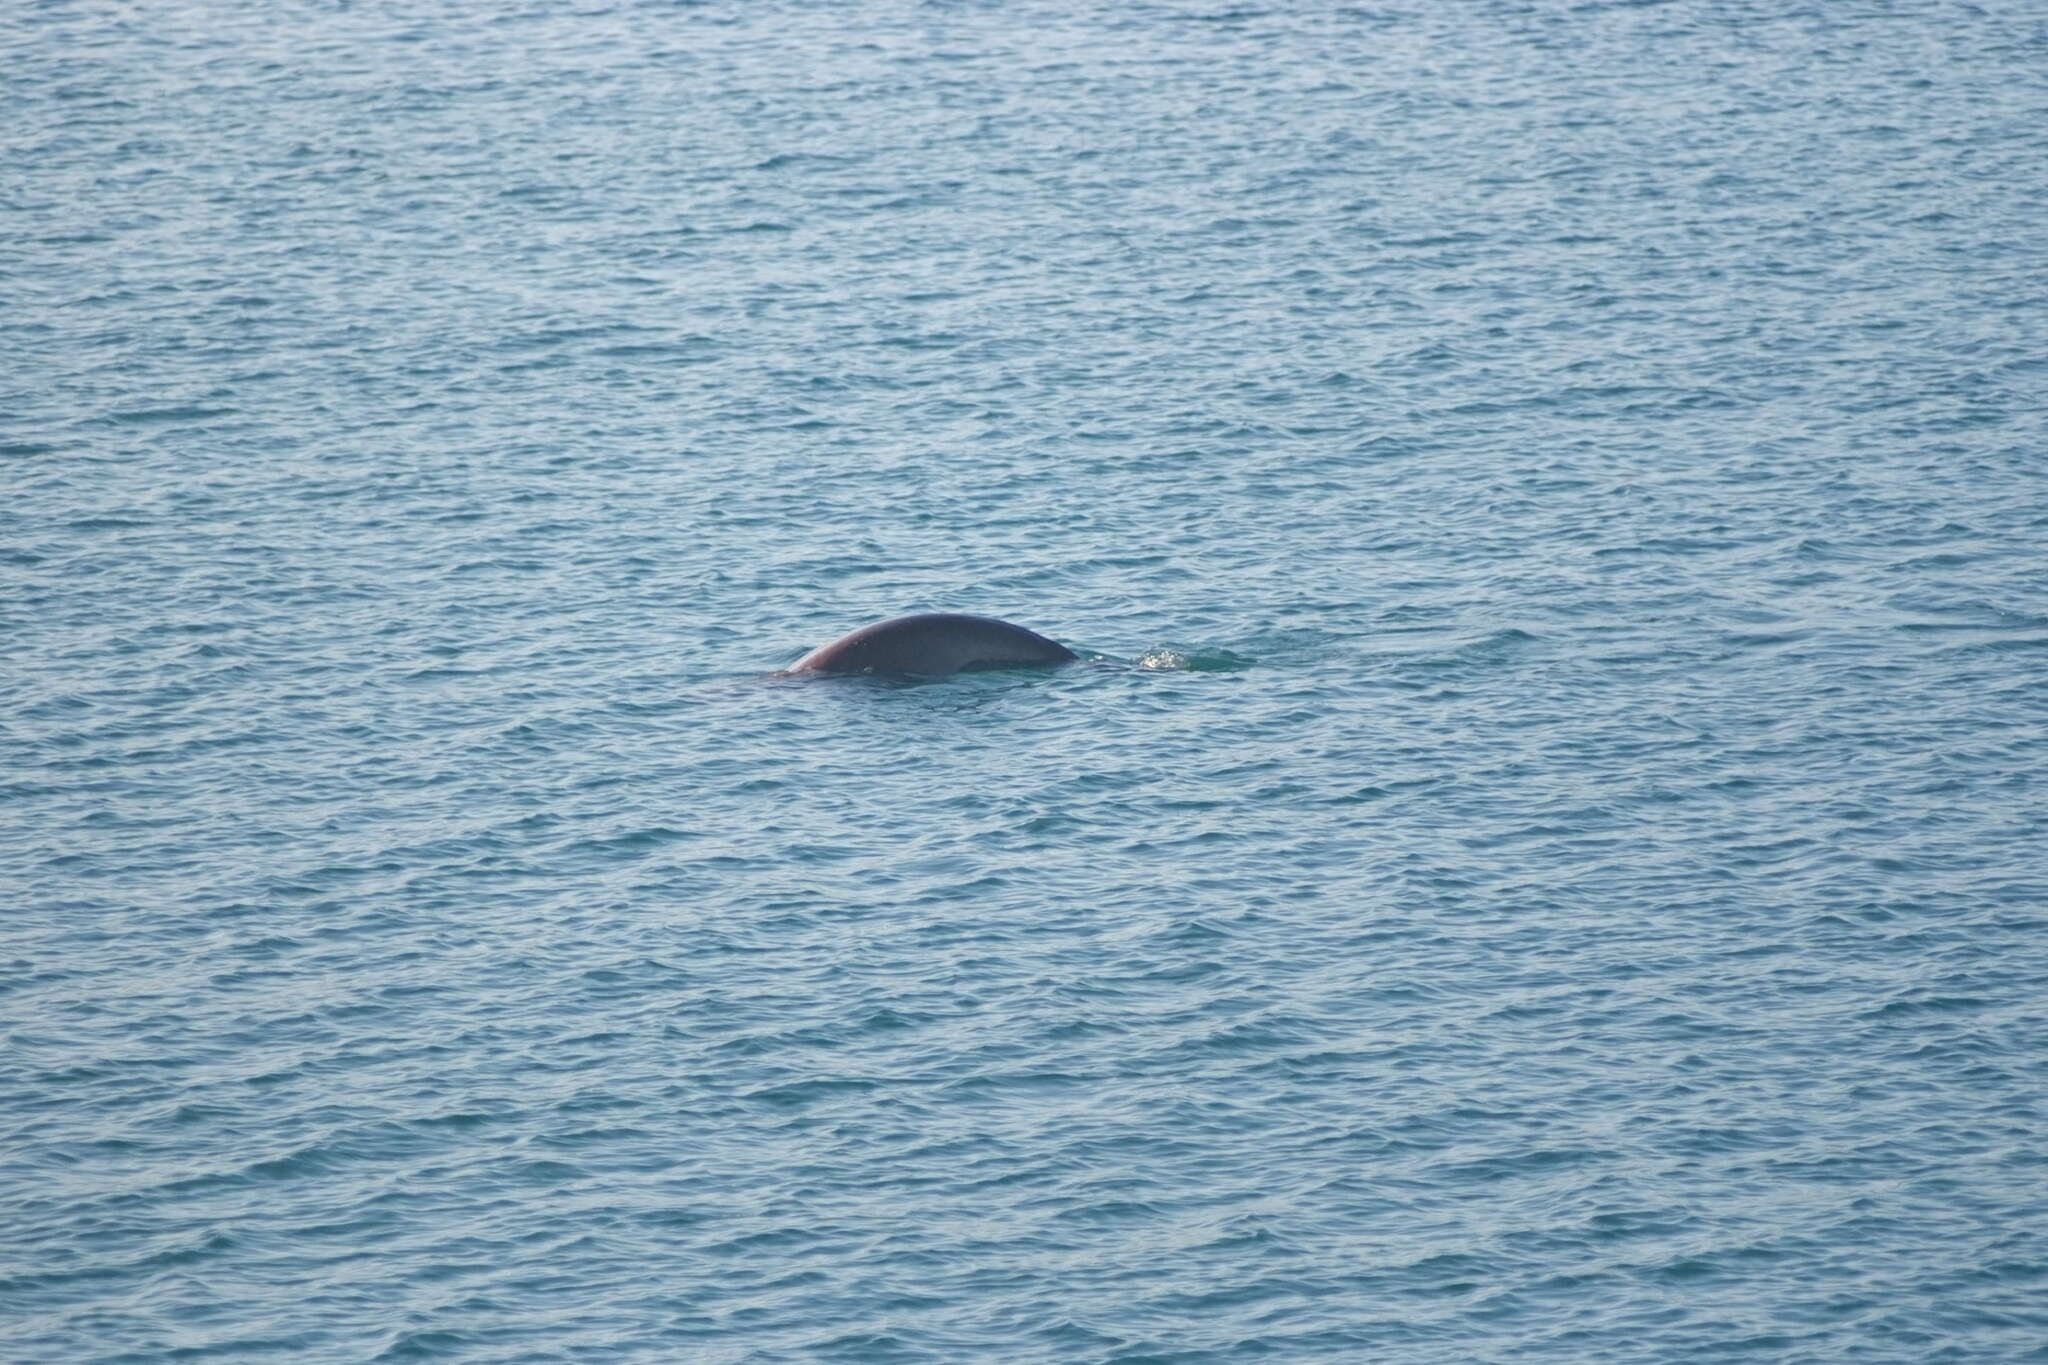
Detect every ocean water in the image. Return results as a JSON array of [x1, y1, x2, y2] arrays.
[[6, 0, 2048, 1360]]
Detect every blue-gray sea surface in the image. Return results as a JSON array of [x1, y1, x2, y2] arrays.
[[6, 1, 2048, 1361]]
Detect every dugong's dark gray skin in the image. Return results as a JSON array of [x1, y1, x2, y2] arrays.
[[787, 613, 1077, 676]]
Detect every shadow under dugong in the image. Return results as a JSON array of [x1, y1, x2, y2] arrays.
[[786, 613, 1078, 677]]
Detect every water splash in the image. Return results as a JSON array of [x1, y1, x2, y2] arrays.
[[1133, 646, 1257, 672]]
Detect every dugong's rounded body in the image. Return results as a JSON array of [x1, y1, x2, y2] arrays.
[[788, 613, 1077, 676]]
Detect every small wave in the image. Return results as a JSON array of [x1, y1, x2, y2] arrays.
[[745, 1078, 879, 1109], [753, 152, 861, 172], [103, 405, 237, 425]]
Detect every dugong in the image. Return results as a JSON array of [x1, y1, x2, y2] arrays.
[[787, 613, 1077, 676]]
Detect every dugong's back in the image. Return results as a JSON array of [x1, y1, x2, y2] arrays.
[[789, 613, 1077, 676]]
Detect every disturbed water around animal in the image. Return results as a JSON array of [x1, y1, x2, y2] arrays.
[[6, 2, 2048, 1360]]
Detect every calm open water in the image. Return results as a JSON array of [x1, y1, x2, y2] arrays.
[[6, 1, 2048, 1360]]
